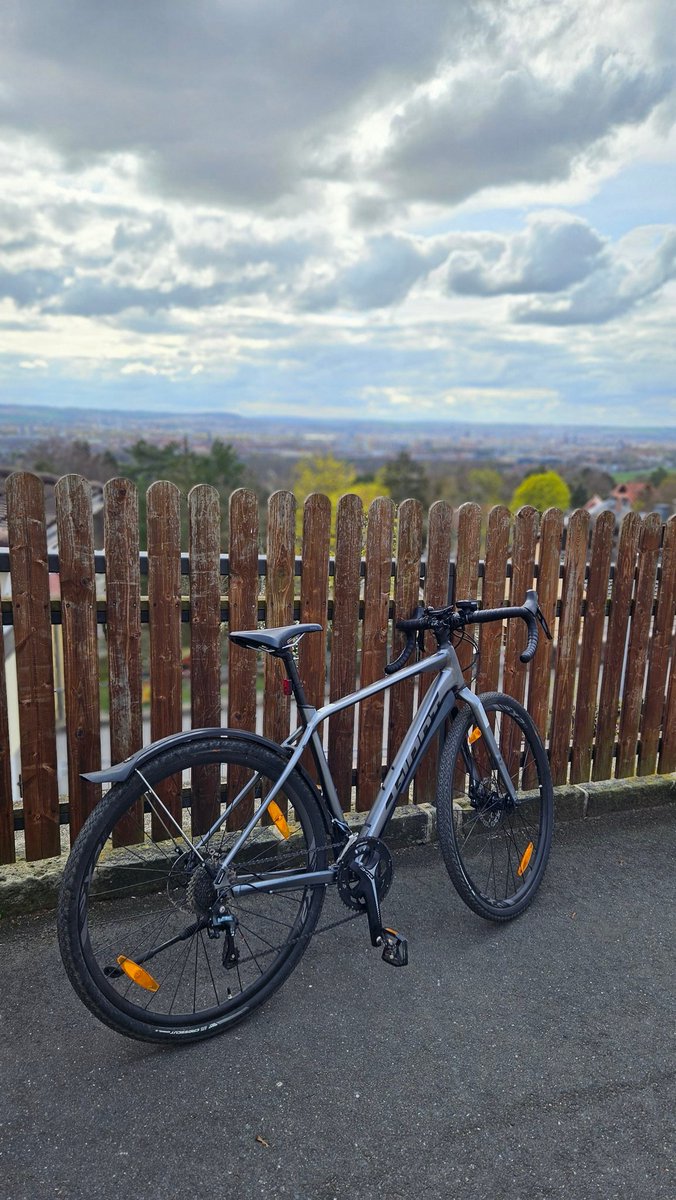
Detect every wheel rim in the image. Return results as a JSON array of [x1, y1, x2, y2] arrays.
[[452, 706, 549, 910], [75, 745, 324, 1027]]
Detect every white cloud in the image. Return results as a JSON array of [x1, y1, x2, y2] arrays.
[[0, 1, 674, 424], [446, 213, 606, 296]]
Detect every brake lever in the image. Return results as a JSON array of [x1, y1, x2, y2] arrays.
[[536, 605, 553, 641]]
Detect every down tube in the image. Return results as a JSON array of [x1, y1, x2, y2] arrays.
[[362, 670, 458, 840]]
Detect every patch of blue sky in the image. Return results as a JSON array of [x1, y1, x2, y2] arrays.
[[571, 161, 676, 239]]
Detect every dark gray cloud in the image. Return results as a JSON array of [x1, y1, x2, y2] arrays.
[[380, 53, 671, 205], [447, 215, 606, 296], [298, 233, 448, 311], [515, 229, 676, 324], [0, 0, 469, 208], [0, 266, 65, 306]]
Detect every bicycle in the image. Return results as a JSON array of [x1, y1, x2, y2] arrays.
[[57, 589, 554, 1043]]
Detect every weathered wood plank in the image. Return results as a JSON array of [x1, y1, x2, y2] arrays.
[[6, 473, 60, 860], [452, 502, 483, 791], [592, 511, 642, 781], [104, 478, 144, 847], [357, 497, 394, 811], [527, 507, 564, 745], [548, 508, 589, 786], [413, 500, 453, 805], [503, 506, 538, 709], [298, 493, 331, 781], [387, 499, 424, 788], [659, 628, 676, 774], [642, 516, 676, 774], [227, 488, 260, 828], [454, 503, 482, 615], [570, 510, 614, 783], [147, 480, 183, 832], [263, 491, 296, 818], [328, 494, 363, 811], [55, 474, 102, 841], [476, 505, 510, 696], [616, 513, 662, 777], [188, 484, 222, 834], [0, 620, 15, 863]]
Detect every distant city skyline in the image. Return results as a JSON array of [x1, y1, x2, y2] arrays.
[[1, 2, 675, 427]]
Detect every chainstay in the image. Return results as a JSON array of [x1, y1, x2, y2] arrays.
[[230, 908, 365, 969]]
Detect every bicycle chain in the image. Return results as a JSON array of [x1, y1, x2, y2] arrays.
[[203, 834, 367, 968]]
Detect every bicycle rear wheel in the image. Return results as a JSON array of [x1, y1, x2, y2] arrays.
[[58, 735, 328, 1043], [436, 693, 553, 920]]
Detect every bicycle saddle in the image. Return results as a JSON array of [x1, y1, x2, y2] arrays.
[[229, 623, 322, 653]]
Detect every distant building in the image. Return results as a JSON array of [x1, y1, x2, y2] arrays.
[[610, 480, 650, 507]]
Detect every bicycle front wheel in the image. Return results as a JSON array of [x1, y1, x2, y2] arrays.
[[436, 693, 553, 921], [58, 735, 328, 1043]]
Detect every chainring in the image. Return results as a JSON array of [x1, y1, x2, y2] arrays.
[[336, 837, 393, 913]]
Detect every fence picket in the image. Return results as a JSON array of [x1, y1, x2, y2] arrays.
[[659, 632, 676, 773], [6, 473, 60, 860], [104, 478, 143, 847], [388, 500, 424, 787], [528, 507, 564, 745], [549, 508, 589, 785], [357, 497, 395, 811], [616, 513, 662, 777], [0, 625, 14, 863], [592, 512, 641, 781], [263, 492, 296, 816], [453, 502, 482, 687], [147, 481, 183, 831], [570, 510, 614, 783], [477, 505, 511, 696], [189, 484, 222, 834], [641, 516, 676, 774], [503, 506, 538, 709], [328, 494, 363, 809], [227, 489, 260, 827], [298, 494, 331, 782], [414, 500, 453, 805], [55, 475, 102, 841]]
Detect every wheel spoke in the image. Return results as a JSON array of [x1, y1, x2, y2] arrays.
[[60, 736, 327, 1041], [438, 696, 553, 919]]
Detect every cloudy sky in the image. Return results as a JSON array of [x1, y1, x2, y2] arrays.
[[1, 0, 675, 426]]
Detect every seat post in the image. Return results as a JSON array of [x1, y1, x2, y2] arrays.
[[279, 649, 310, 714]]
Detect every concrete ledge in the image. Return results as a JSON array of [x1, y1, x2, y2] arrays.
[[1, 775, 673, 919]]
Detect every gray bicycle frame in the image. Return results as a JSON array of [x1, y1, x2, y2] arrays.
[[216, 639, 520, 900]]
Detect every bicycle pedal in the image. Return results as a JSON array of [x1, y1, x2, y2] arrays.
[[381, 928, 408, 967]]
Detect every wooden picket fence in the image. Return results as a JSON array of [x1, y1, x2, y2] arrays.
[[0, 472, 675, 864]]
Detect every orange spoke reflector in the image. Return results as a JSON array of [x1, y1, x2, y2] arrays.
[[517, 842, 534, 876], [116, 955, 160, 992], [468, 726, 482, 744], [268, 800, 290, 839]]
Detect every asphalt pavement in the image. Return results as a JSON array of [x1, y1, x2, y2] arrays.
[[1, 805, 674, 1200]]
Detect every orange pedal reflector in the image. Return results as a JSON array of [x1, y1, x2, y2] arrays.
[[268, 800, 290, 839], [116, 955, 160, 992], [468, 726, 482, 744], [517, 842, 534, 876]]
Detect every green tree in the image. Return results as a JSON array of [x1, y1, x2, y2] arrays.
[[510, 470, 571, 513], [377, 450, 429, 506], [123, 437, 246, 545], [564, 466, 615, 508], [292, 453, 388, 542], [20, 437, 119, 481], [465, 467, 505, 507]]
